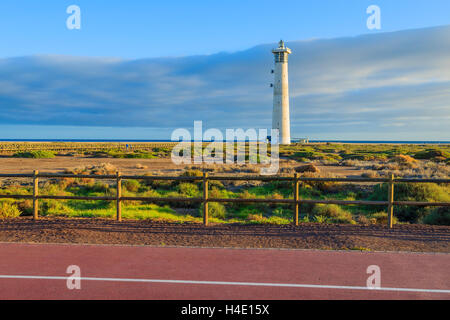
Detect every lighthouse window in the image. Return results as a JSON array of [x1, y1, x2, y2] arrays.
[[274, 53, 287, 63]]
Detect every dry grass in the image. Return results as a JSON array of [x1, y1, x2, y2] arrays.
[[64, 163, 118, 175], [295, 164, 320, 173], [361, 171, 379, 179], [341, 158, 448, 179], [389, 155, 418, 169], [341, 159, 374, 168], [377, 161, 449, 179], [135, 163, 148, 170], [187, 163, 261, 174]]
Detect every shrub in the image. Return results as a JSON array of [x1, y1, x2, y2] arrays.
[[67, 163, 117, 175], [145, 178, 174, 190], [82, 182, 110, 195], [247, 213, 265, 222], [135, 163, 148, 169], [209, 187, 226, 199], [13, 150, 55, 158], [342, 154, 377, 161], [107, 150, 156, 159], [64, 166, 89, 175], [123, 180, 141, 193], [422, 207, 450, 226], [313, 215, 328, 223], [301, 172, 340, 193], [368, 211, 398, 225], [182, 169, 203, 177], [123, 152, 155, 159], [58, 177, 77, 189], [42, 182, 70, 196], [17, 200, 33, 216], [280, 167, 296, 175], [178, 183, 200, 197], [391, 154, 416, 166], [355, 215, 371, 225], [90, 163, 117, 175], [199, 202, 227, 219], [295, 164, 320, 173], [311, 204, 355, 224], [230, 206, 259, 219], [341, 159, 365, 167], [361, 172, 379, 179], [271, 206, 292, 218], [414, 149, 450, 161], [40, 199, 73, 216], [0, 201, 21, 219], [140, 188, 160, 199], [369, 183, 450, 223]]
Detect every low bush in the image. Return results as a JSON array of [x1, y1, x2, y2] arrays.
[[40, 199, 74, 216], [123, 180, 141, 193], [422, 207, 450, 226], [17, 200, 33, 216], [368, 183, 450, 223], [90, 163, 117, 175], [135, 163, 148, 169], [13, 150, 55, 158], [390, 154, 416, 165], [181, 169, 203, 177], [199, 202, 227, 219], [367, 211, 398, 225], [144, 178, 174, 190], [295, 164, 320, 173], [0, 201, 21, 219], [361, 172, 379, 179], [414, 149, 450, 161], [75, 182, 111, 195], [301, 172, 340, 193], [178, 183, 200, 197], [106, 150, 156, 159], [311, 204, 355, 224]]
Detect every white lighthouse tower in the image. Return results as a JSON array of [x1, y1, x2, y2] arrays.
[[272, 40, 292, 145]]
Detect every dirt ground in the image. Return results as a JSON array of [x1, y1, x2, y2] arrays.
[[1, 217, 449, 253], [0, 156, 365, 176]]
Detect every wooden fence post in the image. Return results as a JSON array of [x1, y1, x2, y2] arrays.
[[33, 170, 39, 220], [203, 171, 209, 226], [294, 173, 299, 226], [116, 171, 122, 222], [388, 173, 395, 229]]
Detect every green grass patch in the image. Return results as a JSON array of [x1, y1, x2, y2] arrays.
[[13, 150, 55, 158]]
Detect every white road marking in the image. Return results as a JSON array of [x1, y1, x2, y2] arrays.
[[0, 275, 449, 294]]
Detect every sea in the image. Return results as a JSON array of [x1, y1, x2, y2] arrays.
[[0, 139, 449, 144]]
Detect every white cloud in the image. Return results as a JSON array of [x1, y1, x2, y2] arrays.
[[0, 25, 449, 140]]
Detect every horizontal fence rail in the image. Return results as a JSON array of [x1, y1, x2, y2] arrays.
[[0, 172, 448, 228]]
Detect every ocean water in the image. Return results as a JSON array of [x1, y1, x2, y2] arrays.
[[0, 139, 448, 144]]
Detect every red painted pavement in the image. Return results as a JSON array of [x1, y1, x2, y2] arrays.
[[0, 242, 448, 300]]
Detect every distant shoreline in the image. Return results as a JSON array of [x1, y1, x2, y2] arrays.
[[0, 139, 448, 145]]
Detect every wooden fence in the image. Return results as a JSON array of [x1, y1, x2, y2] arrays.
[[0, 172, 449, 228]]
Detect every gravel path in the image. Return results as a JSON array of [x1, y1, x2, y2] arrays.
[[1, 217, 449, 253]]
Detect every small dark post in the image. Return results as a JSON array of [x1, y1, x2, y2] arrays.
[[294, 173, 299, 226], [203, 171, 209, 226], [33, 170, 39, 220], [387, 173, 395, 228], [116, 171, 122, 222]]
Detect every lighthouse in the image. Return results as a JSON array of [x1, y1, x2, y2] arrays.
[[272, 40, 292, 145]]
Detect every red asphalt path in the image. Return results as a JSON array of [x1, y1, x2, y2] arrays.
[[0, 242, 449, 300]]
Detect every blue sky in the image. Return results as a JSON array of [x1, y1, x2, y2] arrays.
[[0, 1, 449, 140], [1, 0, 450, 59]]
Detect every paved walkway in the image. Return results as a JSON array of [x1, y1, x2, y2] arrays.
[[0, 243, 448, 299]]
